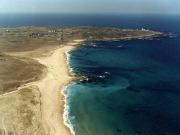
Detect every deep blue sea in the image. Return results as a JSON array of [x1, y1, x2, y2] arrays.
[[1, 14, 180, 135]]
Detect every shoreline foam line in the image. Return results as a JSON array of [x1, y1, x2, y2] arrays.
[[62, 85, 76, 135], [62, 51, 77, 135], [65, 51, 76, 76], [61, 40, 85, 135]]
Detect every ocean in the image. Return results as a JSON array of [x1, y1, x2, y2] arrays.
[[65, 15, 180, 135], [1, 14, 180, 135]]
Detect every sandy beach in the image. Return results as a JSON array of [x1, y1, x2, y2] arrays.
[[33, 40, 84, 135]]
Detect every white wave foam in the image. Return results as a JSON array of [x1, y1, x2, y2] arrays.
[[61, 85, 76, 135], [99, 75, 106, 79], [104, 71, 110, 75], [63, 50, 77, 135], [89, 43, 97, 47], [65, 51, 76, 76]]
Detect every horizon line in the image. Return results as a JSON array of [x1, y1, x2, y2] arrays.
[[0, 12, 180, 16]]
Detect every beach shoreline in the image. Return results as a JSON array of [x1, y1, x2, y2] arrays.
[[32, 39, 84, 135]]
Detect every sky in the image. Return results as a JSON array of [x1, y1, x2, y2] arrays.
[[0, 0, 180, 15]]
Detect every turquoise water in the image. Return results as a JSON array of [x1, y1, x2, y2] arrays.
[[66, 32, 180, 135]]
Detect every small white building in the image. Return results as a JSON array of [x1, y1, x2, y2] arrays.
[[141, 28, 149, 31]]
